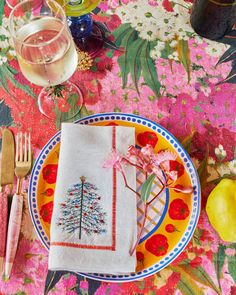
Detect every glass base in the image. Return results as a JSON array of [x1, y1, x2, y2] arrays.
[[38, 81, 83, 120], [74, 23, 104, 58]]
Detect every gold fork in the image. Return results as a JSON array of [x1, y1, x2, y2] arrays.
[[15, 132, 32, 194], [4, 132, 31, 279]]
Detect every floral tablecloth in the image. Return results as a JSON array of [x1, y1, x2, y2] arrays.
[[0, 0, 236, 294]]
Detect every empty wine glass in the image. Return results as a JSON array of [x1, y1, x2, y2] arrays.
[[9, 0, 83, 119]]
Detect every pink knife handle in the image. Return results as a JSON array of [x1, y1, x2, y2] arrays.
[[0, 192, 8, 258], [5, 194, 23, 277]]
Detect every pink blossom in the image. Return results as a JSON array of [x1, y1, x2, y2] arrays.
[[103, 150, 124, 172], [141, 144, 154, 156], [153, 150, 177, 165], [0, 238, 48, 295], [225, 248, 236, 256], [220, 260, 235, 295], [80, 280, 89, 290], [94, 283, 110, 295], [48, 275, 77, 295], [148, 0, 159, 6]]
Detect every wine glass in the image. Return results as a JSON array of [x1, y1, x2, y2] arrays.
[[9, 0, 83, 120], [57, 0, 103, 58]]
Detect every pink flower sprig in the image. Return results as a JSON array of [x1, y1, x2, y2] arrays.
[[103, 144, 193, 255]]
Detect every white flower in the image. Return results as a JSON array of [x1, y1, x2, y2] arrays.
[[215, 144, 227, 160], [194, 35, 204, 44], [229, 159, 236, 174], [205, 40, 228, 57], [156, 41, 166, 51], [168, 52, 178, 61], [169, 40, 177, 47], [150, 48, 162, 59], [0, 40, 10, 49], [115, 0, 194, 42], [217, 164, 231, 177], [2, 17, 9, 29], [8, 49, 16, 56], [208, 157, 216, 165]]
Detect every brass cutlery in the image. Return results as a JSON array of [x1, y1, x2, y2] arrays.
[[0, 129, 15, 272], [4, 132, 32, 279]]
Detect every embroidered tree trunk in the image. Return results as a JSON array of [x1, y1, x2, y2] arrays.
[[57, 176, 107, 239]]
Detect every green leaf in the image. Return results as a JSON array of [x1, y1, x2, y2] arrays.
[[140, 41, 161, 97], [6, 64, 18, 75], [7, 73, 37, 99], [172, 266, 204, 295], [141, 173, 156, 203], [103, 38, 120, 51], [234, 147, 236, 160], [117, 28, 138, 88], [177, 39, 191, 82], [1, 64, 37, 99], [0, 68, 9, 94], [217, 45, 236, 65], [128, 38, 145, 95], [179, 264, 221, 295], [0, 0, 4, 26], [161, 41, 173, 59], [213, 244, 226, 290], [113, 23, 132, 47], [228, 255, 236, 282]]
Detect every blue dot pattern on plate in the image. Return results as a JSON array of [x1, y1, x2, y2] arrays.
[[28, 113, 200, 283]]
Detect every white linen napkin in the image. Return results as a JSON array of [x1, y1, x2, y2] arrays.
[[48, 123, 137, 274]]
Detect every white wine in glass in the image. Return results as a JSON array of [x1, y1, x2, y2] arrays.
[[9, 0, 83, 119]]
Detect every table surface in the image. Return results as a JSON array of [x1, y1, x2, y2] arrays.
[[0, 1, 236, 294]]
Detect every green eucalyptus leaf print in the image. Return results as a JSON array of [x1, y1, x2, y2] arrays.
[[128, 38, 146, 95], [1, 63, 37, 99], [113, 24, 160, 97], [213, 244, 226, 290], [228, 255, 236, 282], [177, 39, 191, 82], [113, 23, 133, 48], [217, 45, 236, 65], [178, 264, 221, 295], [0, 0, 3, 26], [172, 266, 204, 295], [117, 27, 139, 88], [141, 41, 161, 97]]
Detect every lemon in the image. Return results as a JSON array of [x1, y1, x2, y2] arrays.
[[206, 179, 236, 242]]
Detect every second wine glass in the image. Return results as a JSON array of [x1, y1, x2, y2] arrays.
[[9, 0, 83, 119]]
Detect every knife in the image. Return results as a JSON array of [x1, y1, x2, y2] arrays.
[[0, 129, 15, 272]]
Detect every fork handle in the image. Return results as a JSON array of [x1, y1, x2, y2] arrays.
[[5, 193, 23, 279], [0, 191, 8, 272]]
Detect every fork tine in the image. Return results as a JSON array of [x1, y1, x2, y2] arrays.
[[24, 133, 27, 162], [19, 132, 23, 162], [28, 133, 31, 163], [15, 133, 19, 162]]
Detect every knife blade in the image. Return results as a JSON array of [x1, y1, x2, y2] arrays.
[[0, 129, 15, 192], [0, 128, 15, 272]]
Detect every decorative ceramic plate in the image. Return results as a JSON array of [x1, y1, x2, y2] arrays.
[[28, 113, 200, 282]]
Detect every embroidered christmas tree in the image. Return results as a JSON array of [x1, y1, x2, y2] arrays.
[[57, 176, 107, 239]]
